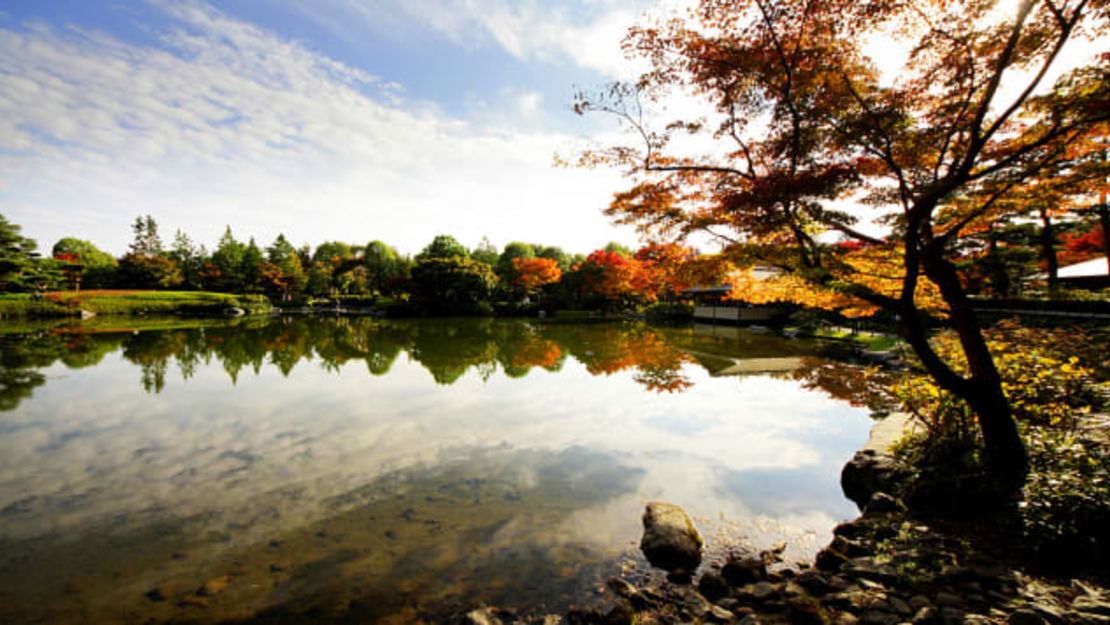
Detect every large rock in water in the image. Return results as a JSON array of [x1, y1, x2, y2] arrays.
[[640, 502, 703, 574], [840, 450, 903, 510]]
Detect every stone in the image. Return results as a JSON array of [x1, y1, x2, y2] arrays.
[[834, 613, 860, 625], [888, 596, 912, 617], [795, 570, 833, 596], [859, 609, 900, 625], [738, 616, 761, 625], [708, 605, 735, 622], [833, 519, 870, 539], [830, 535, 872, 558], [912, 608, 938, 625], [1007, 610, 1048, 625], [787, 596, 826, 625], [723, 555, 767, 586], [603, 603, 635, 625], [606, 577, 638, 600], [909, 596, 932, 612], [1074, 597, 1110, 617], [934, 592, 964, 608], [815, 548, 849, 573], [697, 572, 731, 602], [841, 450, 903, 509], [640, 502, 703, 574], [465, 608, 504, 625], [939, 607, 966, 625], [864, 492, 907, 515], [196, 575, 231, 597], [841, 557, 896, 584]]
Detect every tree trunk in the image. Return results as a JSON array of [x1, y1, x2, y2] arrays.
[[919, 250, 1029, 493], [1099, 200, 1110, 276], [1038, 205, 1059, 292]]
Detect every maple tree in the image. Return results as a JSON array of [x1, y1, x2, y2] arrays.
[[511, 257, 563, 297], [577, 0, 1110, 490], [571, 249, 646, 307]]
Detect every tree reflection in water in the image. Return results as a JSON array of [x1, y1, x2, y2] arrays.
[[0, 316, 876, 411]]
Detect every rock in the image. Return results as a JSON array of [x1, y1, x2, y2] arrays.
[[888, 595, 912, 617], [795, 570, 833, 596], [145, 587, 168, 602], [737, 581, 779, 603], [606, 577, 638, 600], [833, 519, 870, 539], [223, 306, 245, 317], [723, 556, 767, 586], [840, 557, 896, 583], [465, 608, 505, 625], [708, 605, 735, 622], [640, 502, 703, 574], [841, 451, 903, 509], [698, 572, 731, 602], [830, 535, 872, 558], [834, 613, 860, 625], [1008, 610, 1048, 625], [864, 492, 907, 514], [566, 608, 605, 625], [912, 607, 939, 625], [1030, 604, 1067, 625], [825, 591, 871, 611], [542, 616, 564, 625], [787, 596, 826, 625], [859, 610, 901, 625], [909, 596, 932, 612], [939, 607, 966, 625], [934, 592, 964, 608], [815, 548, 849, 573], [196, 575, 231, 597], [1074, 597, 1110, 617], [738, 616, 761, 625], [603, 603, 635, 625]]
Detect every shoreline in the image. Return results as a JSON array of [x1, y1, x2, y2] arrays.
[[458, 414, 1110, 625]]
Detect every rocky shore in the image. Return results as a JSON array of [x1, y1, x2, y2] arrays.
[[458, 418, 1110, 625]]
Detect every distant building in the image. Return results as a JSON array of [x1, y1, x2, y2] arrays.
[[1033, 257, 1110, 290], [681, 266, 788, 324]]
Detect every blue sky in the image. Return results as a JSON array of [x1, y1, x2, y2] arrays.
[[0, 0, 662, 255]]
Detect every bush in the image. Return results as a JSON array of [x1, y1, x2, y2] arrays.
[[1020, 427, 1110, 572]]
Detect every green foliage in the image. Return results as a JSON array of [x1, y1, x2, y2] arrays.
[[410, 256, 498, 314], [365, 240, 407, 295], [471, 236, 500, 266], [128, 215, 163, 256], [0, 214, 42, 292], [892, 322, 1108, 441], [417, 235, 469, 261], [1020, 427, 1110, 571], [118, 253, 183, 289]]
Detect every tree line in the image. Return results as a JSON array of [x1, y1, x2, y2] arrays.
[[0, 213, 733, 312]]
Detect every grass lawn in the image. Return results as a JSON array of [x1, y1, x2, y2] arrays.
[[0, 290, 271, 319]]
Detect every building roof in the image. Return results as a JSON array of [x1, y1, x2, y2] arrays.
[[1058, 257, 1110, 279]]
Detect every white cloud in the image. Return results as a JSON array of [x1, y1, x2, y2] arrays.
[[332, 0, 663, 79], [0, 2, 635, 255]]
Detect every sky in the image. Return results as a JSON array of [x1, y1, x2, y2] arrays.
[[0, 1, 1103, 258], [0, 0, 665, 256]]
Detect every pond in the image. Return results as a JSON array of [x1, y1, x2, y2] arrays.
[[0, 316, 876, 623]]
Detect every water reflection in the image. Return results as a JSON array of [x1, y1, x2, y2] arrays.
[[1, 317, 842, 407], [0, 317, 873, 623]]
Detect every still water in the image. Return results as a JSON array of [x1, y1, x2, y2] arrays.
[[0, 316, 874, 623]]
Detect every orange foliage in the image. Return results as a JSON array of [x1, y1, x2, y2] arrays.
[[511, 257, 562, 294]]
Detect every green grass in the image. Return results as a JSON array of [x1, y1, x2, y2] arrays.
[[812, 326, 900, 351], [0, 290, 272, 319]]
